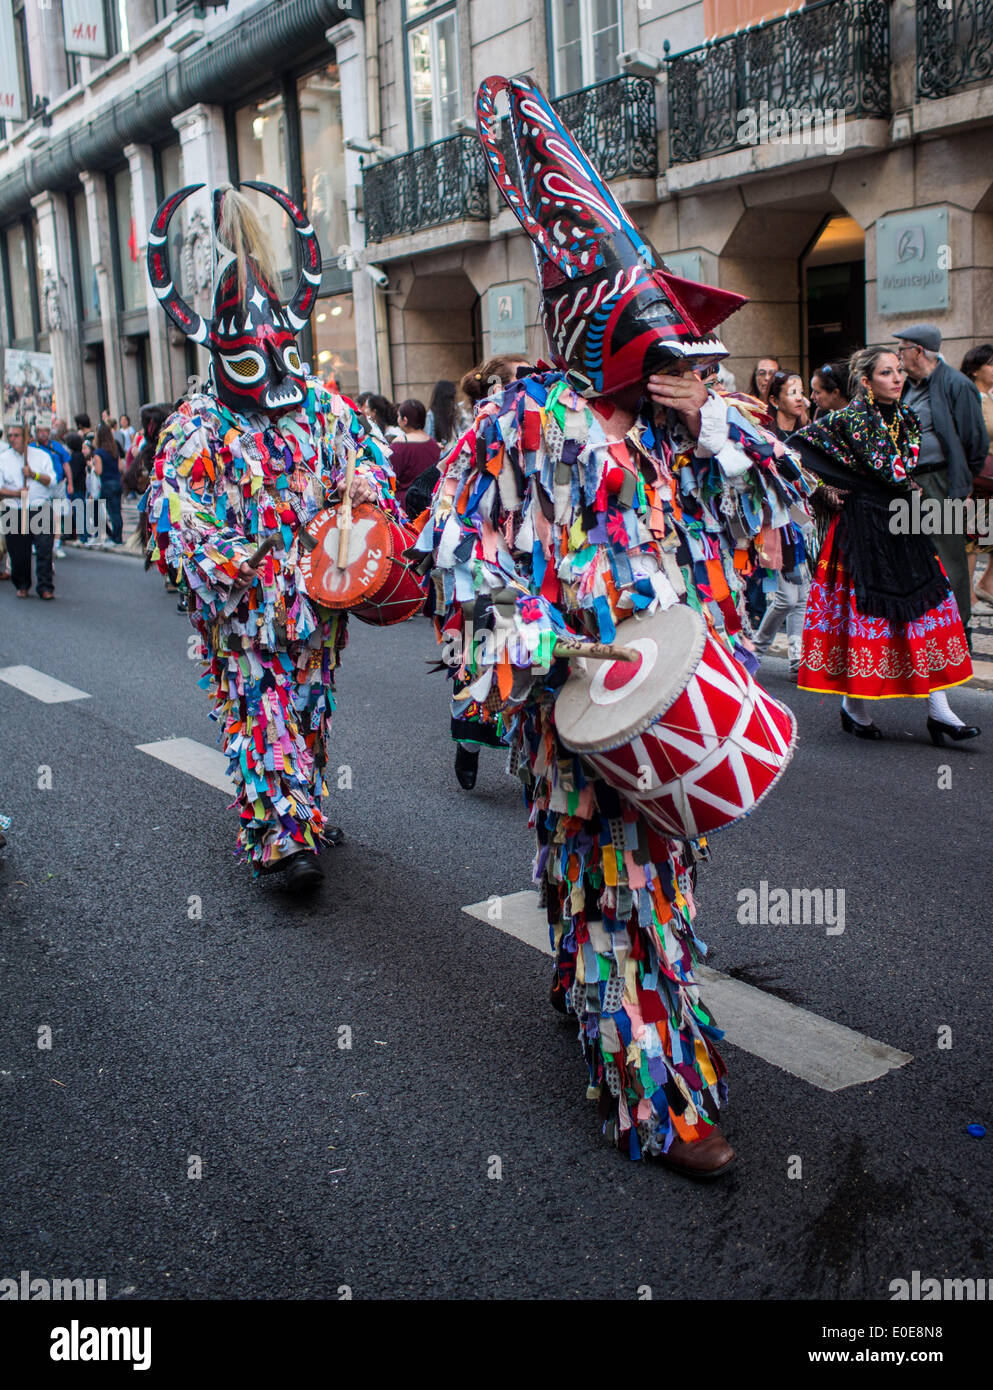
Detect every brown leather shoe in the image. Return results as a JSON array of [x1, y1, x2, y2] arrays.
[[660, 1125, 737, 1180]]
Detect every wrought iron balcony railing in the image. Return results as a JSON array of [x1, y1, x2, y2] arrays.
[[362, 133, 490, 244], [917, 0, 993, 100], [551, 74, 659, 180], [363, 74, 659, 243], [664, 0, 890, 165]]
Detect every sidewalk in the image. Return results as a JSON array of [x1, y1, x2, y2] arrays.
[[62, 497, 143, 556]]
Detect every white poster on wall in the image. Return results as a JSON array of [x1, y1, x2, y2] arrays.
[[4, 350, 56, 431], [0, 2, 26, 124], [62, 0, 110, 59]]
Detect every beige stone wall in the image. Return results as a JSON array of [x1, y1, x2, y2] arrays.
[[374, 0, 993, 402]]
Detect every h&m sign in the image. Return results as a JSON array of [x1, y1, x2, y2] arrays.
[[63, 0, 110, 59]]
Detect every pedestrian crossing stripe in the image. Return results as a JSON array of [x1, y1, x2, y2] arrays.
[[135, 737, 234, 793], [462, 891, 913, 1093], [0, 665, 91, 704]]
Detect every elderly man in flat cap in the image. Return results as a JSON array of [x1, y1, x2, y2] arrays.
[[895, 323, 989, 637]]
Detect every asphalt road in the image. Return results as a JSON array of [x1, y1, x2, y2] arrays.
[[1, 548, 991, 1302]]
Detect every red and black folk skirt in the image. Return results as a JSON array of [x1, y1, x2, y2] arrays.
[[798, 514, 972, 698]]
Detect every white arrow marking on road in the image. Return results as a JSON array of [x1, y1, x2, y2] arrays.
[[0, 665, 91, 704], [462, 891, 912, 1092], [135, 737, 235, 794]]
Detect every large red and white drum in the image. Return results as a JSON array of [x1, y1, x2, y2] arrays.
[[554, 604, 796, 840], [298, 504, 426, 626]]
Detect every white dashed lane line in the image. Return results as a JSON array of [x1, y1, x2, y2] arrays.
[[0, 665, 91, 704], [135, 737, 234, 794], [0, 655, 916, 1092], [462, 891, 912, 1093]]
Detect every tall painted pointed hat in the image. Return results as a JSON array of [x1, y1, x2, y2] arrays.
[[147, 181, 321, 415], [475, 75, 746, 397]]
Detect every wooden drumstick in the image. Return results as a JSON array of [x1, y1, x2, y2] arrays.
[[337, 449, 357, 569], [553, 639, 640, 663], [245, 532, 283, 570]]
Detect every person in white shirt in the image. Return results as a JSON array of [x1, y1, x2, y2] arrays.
[[0, 423, 57, 598]]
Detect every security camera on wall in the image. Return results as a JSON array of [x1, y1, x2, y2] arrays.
[[618, 50, 663, 79], [365, 264, 389, 289]]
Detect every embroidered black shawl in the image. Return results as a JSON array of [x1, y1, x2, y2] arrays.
[[790, 399, 949, 624]]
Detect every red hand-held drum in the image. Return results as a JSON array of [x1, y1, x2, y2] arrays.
[[298, 504, 426, 626], [554, 604, 796, 840]]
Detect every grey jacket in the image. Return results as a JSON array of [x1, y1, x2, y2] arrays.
[[901, 359, 990, 498]]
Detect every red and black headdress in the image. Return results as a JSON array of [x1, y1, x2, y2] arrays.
[[147, 181, 322, 416], [475, 76, 746, 397]]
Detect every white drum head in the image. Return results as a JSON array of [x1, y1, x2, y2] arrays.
[[555, 604, 708, 754]]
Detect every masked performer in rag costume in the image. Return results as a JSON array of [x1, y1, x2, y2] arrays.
[[413, 77, 812, 1177], [144, 183, 400, 891]]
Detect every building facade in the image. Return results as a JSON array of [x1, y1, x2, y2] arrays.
[[0, 0, 369, 423], [0, 0, 991, 423]]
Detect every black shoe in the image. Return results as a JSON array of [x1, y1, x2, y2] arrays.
[[323, 825, 345, 848], [840, 707, 882, 740], [549, 973, 569, 1016], [927, 716, 980, 747], [455, 744, 479, 790], [281, 852, 324, 893]]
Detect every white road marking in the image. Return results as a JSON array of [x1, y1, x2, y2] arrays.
[[0, 665, 91, 704], [135, 737, 234, 794], [462, 891, 912, 1092]]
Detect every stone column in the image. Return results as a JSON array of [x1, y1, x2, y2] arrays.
[[125, 142, 171, 401], [327, 18, 380, 392], [79, 170, 125, 416], [30, 189, 85, 424], [171, 104, 230, 386], [171, 103, 229, 197]]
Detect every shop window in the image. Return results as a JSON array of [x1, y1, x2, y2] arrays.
[[71, 192, 100, 323], [406, 1, 460, 147], [6, 222, 34, 342], [311, 295, 358, 400], [550, 0, 621, 96], [298, 63, 349, 266], [112, 168, 145, 313], [13, 0, 33, 113], [234, 95, 294, 280]]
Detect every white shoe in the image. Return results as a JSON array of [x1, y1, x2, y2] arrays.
[[54, 547, 67, 559]]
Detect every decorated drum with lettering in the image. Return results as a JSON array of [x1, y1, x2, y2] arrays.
[[299, 504, 426, 626]]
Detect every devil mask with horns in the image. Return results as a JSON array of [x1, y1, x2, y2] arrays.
[[475, 76, 747, 398], [147, 181, 322, 416]]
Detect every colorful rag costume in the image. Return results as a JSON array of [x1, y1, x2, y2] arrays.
[[793, 398, 972, 698], [416, 74, 811, 1160], [144, 181, 400, 870], [417, 372, 809, 1159]]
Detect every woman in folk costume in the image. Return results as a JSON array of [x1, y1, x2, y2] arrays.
[[144, 183, 401, 891], [414, 77, 811, 1176], [795, 347, 978, 745]]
